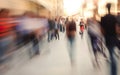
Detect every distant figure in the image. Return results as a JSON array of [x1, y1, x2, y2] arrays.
[[48, 18, 55, 42], [65, 17, 69, 25], [66, 19, 76, 64], [79, 19, 85, 39], [54, 18, 59, 40], [58, 17, 62, 32], [101, 3, 120, 75]]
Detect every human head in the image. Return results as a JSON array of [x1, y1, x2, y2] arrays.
[[106, 3, 111, 14]]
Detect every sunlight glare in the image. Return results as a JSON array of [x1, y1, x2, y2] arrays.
[[64, 0, 84, 15]]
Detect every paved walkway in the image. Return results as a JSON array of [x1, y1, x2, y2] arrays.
[[4, 26, 120, 75]]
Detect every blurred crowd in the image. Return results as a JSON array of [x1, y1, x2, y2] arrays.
[[0, 9, 49, 64], [47, 16, 65, 42], [87, 3, 120, 75], [58, 3, 120, 75], [0, 2, 120, 75]]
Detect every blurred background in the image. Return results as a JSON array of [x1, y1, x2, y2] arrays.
[[0, 0, 120, 75]]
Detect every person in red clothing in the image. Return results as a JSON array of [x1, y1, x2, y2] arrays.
[[79, 19, 85, 39], [101, 3, 120, 75], [0, 9, 16, 37], [0, 9, 16, 63]]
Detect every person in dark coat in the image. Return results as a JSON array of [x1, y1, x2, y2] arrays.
[[66, 19, 76, 65], [101, 3, 120, 75], [48, 18, 55, 42]]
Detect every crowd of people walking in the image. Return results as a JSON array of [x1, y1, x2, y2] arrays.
[[0, 2, 120, 75]]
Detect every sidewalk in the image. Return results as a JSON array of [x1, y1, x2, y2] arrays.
[[3, 30, 117, 75]]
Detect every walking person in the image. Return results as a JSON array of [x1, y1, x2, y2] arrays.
[[66, 19, 76, 65], [65, 17, 69, 25], [18, 12, 41, 56], [59, 17, 64, 32], [87, 18, 107, 68], [0, 9, 16, 64], [101, 3, 120, 75], [48, 18, 54, 42], [54, 18, 59, 40], [79, 19, 85, 39]]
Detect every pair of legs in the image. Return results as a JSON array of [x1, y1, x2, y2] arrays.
[[55, 29, 59, 40], [89, 34, 107, 68], [80, 25, 84, 39], [48, 30, 53, 42], [30, 33, 40, 55], [105, 36, 118, 75], [67, 36, 75, 64]]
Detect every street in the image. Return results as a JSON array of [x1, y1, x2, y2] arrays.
[[4, 26, 120, 75]]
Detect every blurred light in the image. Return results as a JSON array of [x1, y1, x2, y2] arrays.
[[63, 0, 84, 16], [84, 10, 93, 18]]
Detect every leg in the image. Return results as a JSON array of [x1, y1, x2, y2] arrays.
[[55, 30, 57, 40], [81, 31, 83, 39], [31, 33, 40, 55], [57, 33, 59, 40], [56, 30, 59, 40], [48, 30, 51, 42], [108, 47, 117, 75]]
